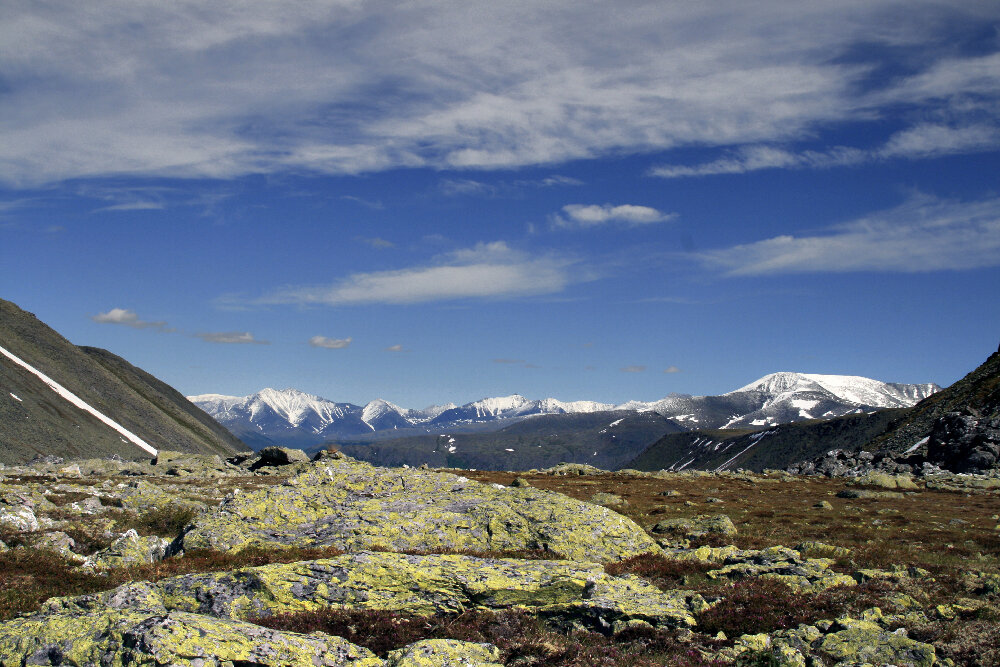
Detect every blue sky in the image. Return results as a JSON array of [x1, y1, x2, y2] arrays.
[[2, 1, 999, 409]]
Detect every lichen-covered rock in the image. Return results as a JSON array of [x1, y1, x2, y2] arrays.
[[589, 491, 627, 506], [726, 611, 937, 667], [115, 478, 207, 513], [30, 530, 84, 563], [541, 463, 608, 475], [386, 639, 503, 667], [148, 551, 703, 630], [818, 617, 936, 666], [651, 514, 737, 540], [0, 505, 39, 532], [180, 459, 659, 563], [152, 449, 236, 477], [0, 609, 383, 667], [700, 545, 857, 594], [794, 541, 851, 558], [83, 528, 171, 569]]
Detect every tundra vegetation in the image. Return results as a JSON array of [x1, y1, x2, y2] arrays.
[[0, 450, 997, 666]]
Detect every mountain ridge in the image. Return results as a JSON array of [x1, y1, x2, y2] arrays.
[[190, 374, 940, 451]]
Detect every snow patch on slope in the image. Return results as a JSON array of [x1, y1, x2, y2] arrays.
[[0, 344, 157, 456]]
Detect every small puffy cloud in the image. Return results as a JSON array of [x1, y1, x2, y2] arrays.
[[385, 344, 405, 352], [553, 204, 675, 229], [621, 365, 646, 373], [196, 331, 268, 345], [697, 194, 1000, 275], [309, 335, 352, 349], [664, 366, 681, 374], [91, 308, 170, 331], [258, 241, 575, 306]]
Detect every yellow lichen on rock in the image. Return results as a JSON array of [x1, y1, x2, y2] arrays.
[[180, 458, 659, 563]]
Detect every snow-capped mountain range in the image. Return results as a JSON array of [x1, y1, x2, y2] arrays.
[[189, 373, 941, 450]]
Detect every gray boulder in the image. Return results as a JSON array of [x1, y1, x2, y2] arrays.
[[180, 458, 659, 563]]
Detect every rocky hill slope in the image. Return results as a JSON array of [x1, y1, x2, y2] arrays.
[[788, 343, 1000, 476], [0, 298, 248, 464]]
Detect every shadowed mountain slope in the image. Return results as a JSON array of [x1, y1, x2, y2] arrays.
[[0, 298, 248, 464]]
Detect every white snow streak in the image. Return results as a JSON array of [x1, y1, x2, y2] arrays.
[[9, 393, 22, 402], [904, 436, 929, 455], [0, 344, 157, 456], [715, 430, 773, 472]]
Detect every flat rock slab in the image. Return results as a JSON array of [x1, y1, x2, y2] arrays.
[[48, 551, 705, 631], [180, 458, 659, 563], [0, 610, 384, 667]]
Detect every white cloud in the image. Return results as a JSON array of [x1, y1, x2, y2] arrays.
[[439, 179, 495, 197], [664, 366, 681, 374], [697, 194, 1000, 275], [553, 204, 675, 228], [196, 331, 269, 344], [621, 365, 646, 373], [356, 236, 395, 249], [259, 241, 575, 305], [651, 124, 1000, 178], [3, 2, 998, 185], [385, 344, 405, 352], [91, 308, 171, 331], [309, 335, 352, 349]]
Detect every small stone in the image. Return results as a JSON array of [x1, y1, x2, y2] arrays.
[[814, 500, 834, 509]]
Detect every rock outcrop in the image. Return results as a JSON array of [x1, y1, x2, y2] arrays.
[[179, 457, 660, 563]]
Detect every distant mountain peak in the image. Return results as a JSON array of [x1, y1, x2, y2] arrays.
[[189, 372, 939, 450]]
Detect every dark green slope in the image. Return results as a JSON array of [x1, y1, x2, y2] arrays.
[[0, 298, 249, 464], [628, 410, 907, 472], [322, 410, 685, 471]]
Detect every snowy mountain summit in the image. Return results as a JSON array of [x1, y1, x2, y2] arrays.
[[190, 373, 940, 449]]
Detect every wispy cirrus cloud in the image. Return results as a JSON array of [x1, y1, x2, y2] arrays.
[[91, 308, 172, 331], [651, 123, 1000, 178], [552, 204, 675, 229], [257, 241, 576, 306], [195, 331, 269, 344], [309, 335, 352, 349], [697, 194, 1000, 276], [356, 236, 395, 249], [3, 2, 998, 186], [621, 365, 646, 373]]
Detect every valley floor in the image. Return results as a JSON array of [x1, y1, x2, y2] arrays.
[[0, 454, 998, 666]]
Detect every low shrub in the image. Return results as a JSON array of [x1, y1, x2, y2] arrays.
[[605, 553, 718, 589]]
